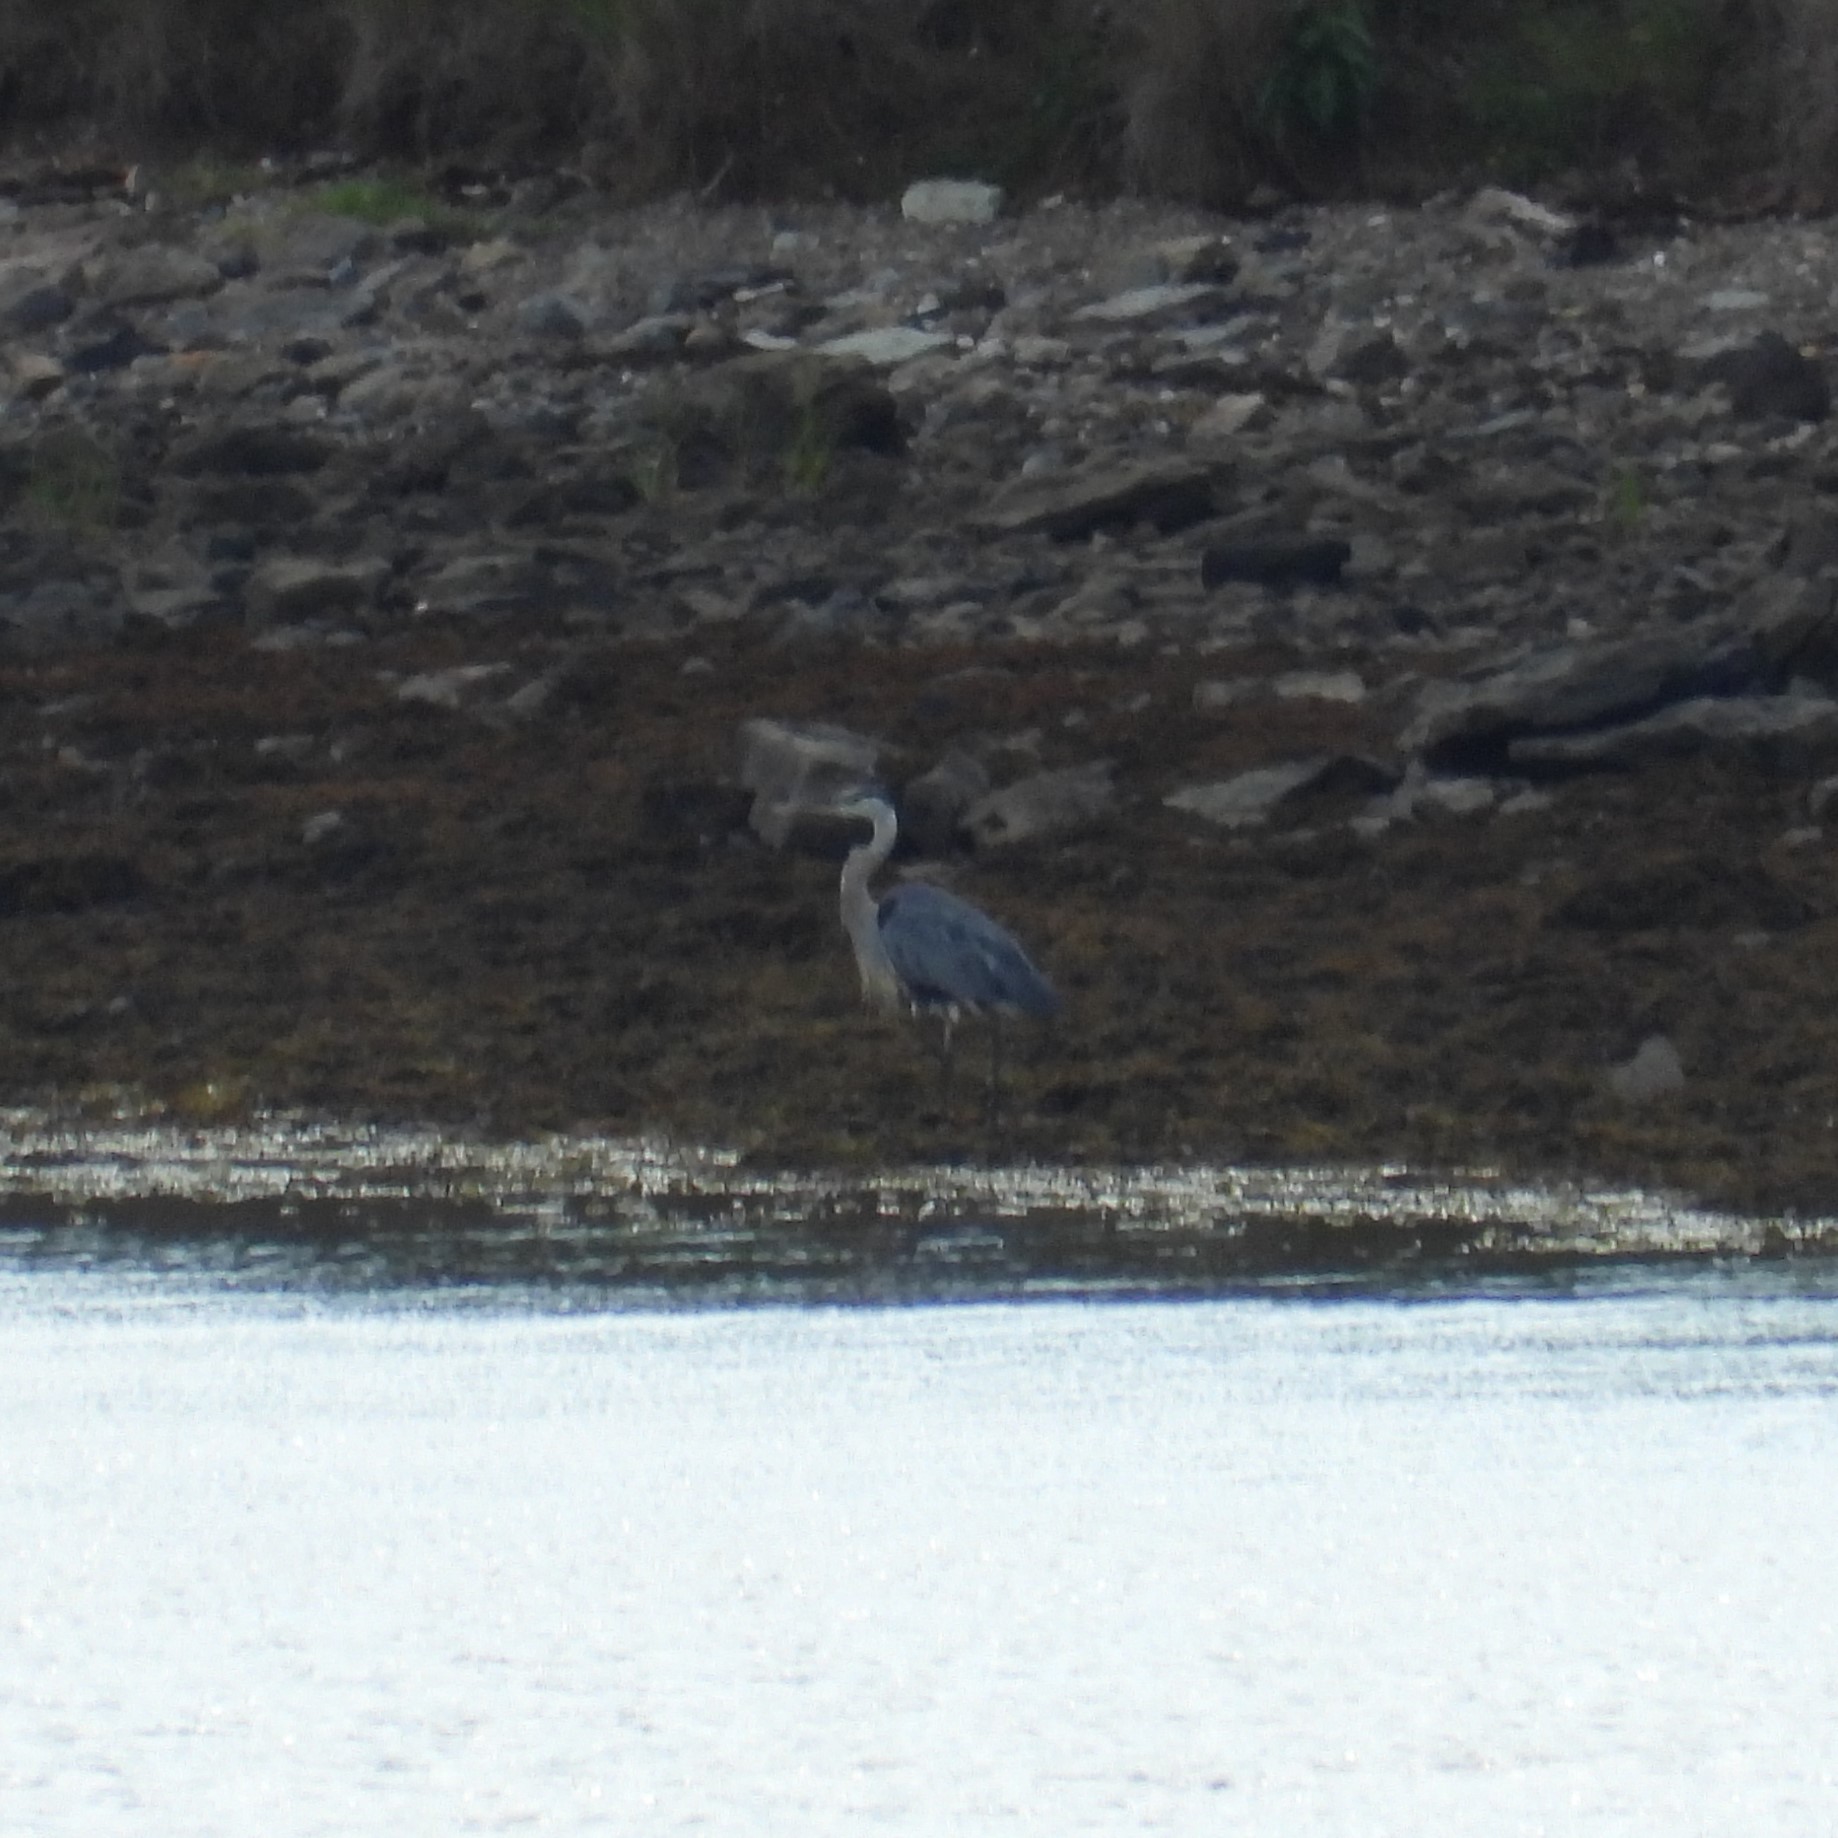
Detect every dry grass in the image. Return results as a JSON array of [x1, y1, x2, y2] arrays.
[[1115, 0, 1283, 201], [0, 1, 1829, 206], [1769, 0, 1838, 203]]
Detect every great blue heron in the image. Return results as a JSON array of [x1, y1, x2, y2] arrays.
[[830, 787, 1059, 1115]]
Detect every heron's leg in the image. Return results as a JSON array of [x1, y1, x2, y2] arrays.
[[939, 1012, 956, 1109], [986, 1016, 1004, 1130]]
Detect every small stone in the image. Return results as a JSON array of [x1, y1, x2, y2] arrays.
[[1190, 394, 1265, 441], [1704, 289, 1770, 313], [900, 179, 1003, 225], [9, 353, 65, 401], [1201, 538, 1351, 591], [245, 556, 387, 625], [516, 291, 588, 339], [394, 663, 512, 709], [1072, 283, 1227, 325], [1165, 761, 1327, 829], [460, 238, 528, 276], [1275, 670, 1366, 704], [91, 245, 224, 307], [1702, 331, 1830, 422], [961, 762, 1114, 849], [902, 750, 991, 855], [1607, 1034, 1686, 1103], [817, 326, 954, 366], [0, 272, 73, 333]]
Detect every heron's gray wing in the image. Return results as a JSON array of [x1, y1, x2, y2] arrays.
[[877, 881, 1060, 1018]]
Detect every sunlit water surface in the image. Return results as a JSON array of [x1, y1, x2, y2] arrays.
[[4, 1240, 1837, 1836]]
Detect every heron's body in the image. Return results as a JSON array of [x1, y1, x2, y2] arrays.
[[833, 792, 1058, 1113]]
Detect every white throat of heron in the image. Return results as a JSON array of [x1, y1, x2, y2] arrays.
[[838, 802, 904, 1012]]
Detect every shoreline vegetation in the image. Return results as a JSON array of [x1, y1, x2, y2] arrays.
[[2, 0, 1838, 211]]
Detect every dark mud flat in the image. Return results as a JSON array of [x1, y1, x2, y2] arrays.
[[3, 617, 1838, 1217]]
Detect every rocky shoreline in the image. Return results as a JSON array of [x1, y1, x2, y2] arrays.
[[6, 164, 1838, 1212]]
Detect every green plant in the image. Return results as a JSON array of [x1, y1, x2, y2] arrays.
[[24, 430, 120, 537], [160, 156, 270, 209], [1458, 0, 1720, 180], [308, 173, 470, 235], [1604, 465, 1647, 538], [1256, 0, 1379, 146], [623, 439, 680, 504], [781, 399, 835, 497]]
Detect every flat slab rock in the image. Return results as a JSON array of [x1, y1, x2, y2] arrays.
[[1508, 691, 1838, 770], [1403, 625, 1765, 766], [977, 460, 1219, 542]]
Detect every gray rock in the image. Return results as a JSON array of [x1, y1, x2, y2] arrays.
[[0, 267, 72, 332], [1466, 187, 1575, 237], [980, 459, 1217, 542], [8, 352, 65, 401], [412, 553, 549, 620], [1402, 626, 1762, 766], [1411, 774, 1497, 817], [244, 556, 388, 626], [1169, 754, 1400, 830], [902, 749, 991, 855], [90, 245, 223, 308], [961, 762, 1114, 849], [1608, 1034, 1686, 1103], [1507, 691, 1838, 771], [395, 663, 513, 709], [1274, 669, 1366, 704], [738, 717, 880, 848], [1072, 282, 1229, 326], [1166, 760, 1329, 828], [817, 326, 954, 365], [264, 213, 381, 282], [1705, 288, 1770, 313], [516, 291, 589, 340], [1144, 234, 1239, 286], [900, 180, 1004, 225], [600, 313, 695, 362], [172, 426, 335, 477], [1309, 326, 1408, 386], [1201, 537, 1350, 591], [1701, 331, 1830, 422], [658, 351, 906, 484]]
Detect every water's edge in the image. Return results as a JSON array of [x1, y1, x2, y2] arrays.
[[0, 1112, 1833, 1300]]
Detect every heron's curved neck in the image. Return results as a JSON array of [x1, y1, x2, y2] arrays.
[[840, 804, 900, 1006]]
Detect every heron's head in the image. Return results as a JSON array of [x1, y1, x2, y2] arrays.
[[827, 782, 896, 825]]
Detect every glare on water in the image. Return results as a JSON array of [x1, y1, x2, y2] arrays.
[[3, 1260, 1837, 1836]]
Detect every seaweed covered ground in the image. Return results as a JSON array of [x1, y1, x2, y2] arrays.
[[5, 613, 1837, 1215]]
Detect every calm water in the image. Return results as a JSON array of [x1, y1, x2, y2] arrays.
[[3, 1243, 1836, 1836]]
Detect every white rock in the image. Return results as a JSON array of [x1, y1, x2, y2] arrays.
[[1275, 669, 1367, 704], [1165, 761, 1325, 828], [1704, 289, 1770, 313], [738, 717, 880, 847], [1467, 187, 1574, 236], [1072, 282, 1223, 323], [1608, 1034, 1686, 1103], [394, 663, 512, 710], [899, 179, 1004, 225], [1190, 393, 1265, 441], [817, 326, 954, 365]]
